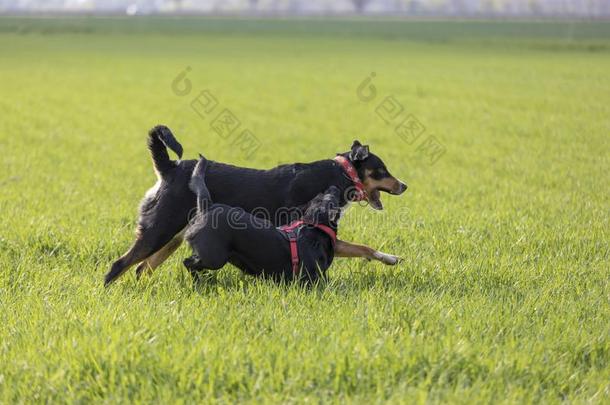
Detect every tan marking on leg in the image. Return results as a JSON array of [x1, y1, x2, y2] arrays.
[[136, 236, 183, 278], [105, 239, 157, 286], [335, 239, 401, 266], [372, 250, 400, 265]]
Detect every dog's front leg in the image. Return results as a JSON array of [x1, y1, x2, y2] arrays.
[[334, 239, 401, 266]]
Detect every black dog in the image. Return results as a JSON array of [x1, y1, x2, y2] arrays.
[[184, 156, 341, 284], [104, 125, 407, 286]]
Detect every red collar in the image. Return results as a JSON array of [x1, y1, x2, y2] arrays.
[[333, 155, 367, 202], [279, 220, 337, 277]]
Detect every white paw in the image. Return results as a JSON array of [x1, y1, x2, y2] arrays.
[[373, 251, 401, 266]]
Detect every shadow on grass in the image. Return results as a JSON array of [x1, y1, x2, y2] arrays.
[[113, 258, 526, 304]]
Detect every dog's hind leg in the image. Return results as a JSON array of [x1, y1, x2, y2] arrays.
[[183, 253, 226, 282], [105, 236, 162, 286], [135, 235, 184, 279], [183, 255, 206, 281]]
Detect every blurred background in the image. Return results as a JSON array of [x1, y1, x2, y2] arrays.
[[1, 0, 609, 18], [1, 0, 609, 402]]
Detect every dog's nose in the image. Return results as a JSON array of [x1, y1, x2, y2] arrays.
[[393, 181, 408, 195]]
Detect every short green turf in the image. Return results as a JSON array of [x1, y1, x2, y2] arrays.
[[0, 17, 608, 404]]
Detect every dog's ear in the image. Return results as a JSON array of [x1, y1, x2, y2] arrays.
[[330, 208, 341, 223], [350, 140, 369, 161]]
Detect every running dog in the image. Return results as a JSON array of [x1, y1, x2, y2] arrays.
[[184, 156, 341, 284], [104, 125, 407, 286]]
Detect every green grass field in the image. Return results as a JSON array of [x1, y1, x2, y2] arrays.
[[0, 17, 609, 403]]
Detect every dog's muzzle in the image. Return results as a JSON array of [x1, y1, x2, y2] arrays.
[[391, 181, 408, 195]]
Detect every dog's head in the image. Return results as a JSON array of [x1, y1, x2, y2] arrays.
[[342, 140, 407, 210], [303, 186, 342, 228]]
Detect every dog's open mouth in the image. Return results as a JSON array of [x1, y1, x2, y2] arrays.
[[368, 189, 383, 210]]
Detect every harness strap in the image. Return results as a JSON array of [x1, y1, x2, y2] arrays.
[[312, 223, 337, 244], [279, 220, 304, 276], [333, 155, 367, 202], [278, 220, 337, 277], [286, 230, 299, 276]]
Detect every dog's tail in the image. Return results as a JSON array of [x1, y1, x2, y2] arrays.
[[189, 154, 211, 214], [148, 125, 184, 178]]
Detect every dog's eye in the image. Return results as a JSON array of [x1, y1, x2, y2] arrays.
[[371, 169, 385, 179]]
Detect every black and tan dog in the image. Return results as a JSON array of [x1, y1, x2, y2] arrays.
[[104, 125, 407, 286], [184, 156, 341, 283]]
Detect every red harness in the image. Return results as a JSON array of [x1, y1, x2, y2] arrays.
[[278, 157, 362, 277], [279, 220, 337, 277], [333, 155, 367, 202]]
